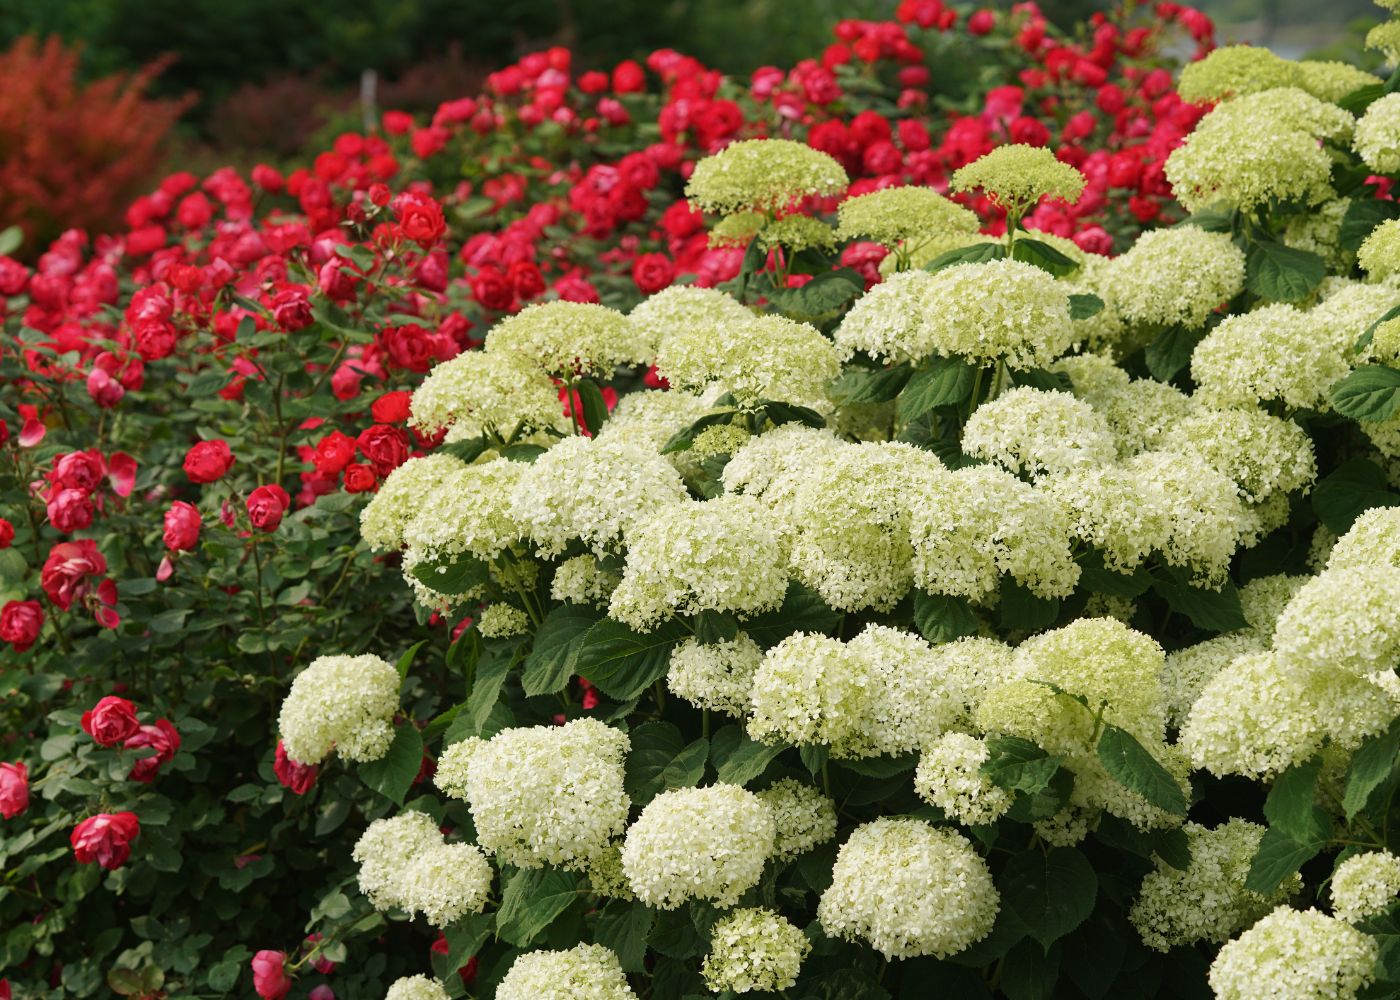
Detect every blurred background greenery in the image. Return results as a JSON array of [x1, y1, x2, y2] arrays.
[[0, 0, 1375, 163]]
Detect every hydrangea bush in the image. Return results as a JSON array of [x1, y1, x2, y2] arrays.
[[10, 1, 1400, 998]]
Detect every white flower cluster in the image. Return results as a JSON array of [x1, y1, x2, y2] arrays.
[[818, 818, 999, 959], [277, 654, 401, 765], [755, 778, 838, 859], [701, 907, 811, 993], [620, 784, 775, 909], [351, 812, 492, 927], [433, 718, 629, 869], [914, 732, 1013, 826], [497, 944, 638, 1000], [385, 976, 451, 1000], [1331, 851, 1400, 923], [666, 633, 764, 717], [1208, 907, 1377, 1000]]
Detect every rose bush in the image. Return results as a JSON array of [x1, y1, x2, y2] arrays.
[[12, 2, 1400, 998]]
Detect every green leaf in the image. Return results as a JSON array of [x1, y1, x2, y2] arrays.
[[1068, 293, 1105, 320], [1152, 827, 1192, 871], [358, 725, 424, 806], [999, 847, 1097, 949], [897, 356, 976, 421], [496, 868, 580, 947], [1332, 365, 1400, 423], [660, 408, 741, 455], [982, 736, 1063, 794], [757, 400, 826, 429], [693, 610, 740, 645], [395, 640, 427, 683], [1245, 239, 1325, 303], [828, 363, 912, 406], [1144, 324, 1203, 382], [1245, 824, 1327, 894], [709, 726, 785, 786], [999, 579, 1059, 632], [767, 268, 864, 317], [743, 581, 842, 649], [624, 723, 708, 804], [1006, 767, 1074, 821], [574, 378, 610, 436], [1076, 552, 1151, 598], [440, 912, 492, 973], [1152, 571, 1248, 633], [595, 901, 655, 973], [0, 225, 22, 257], [1340, 197, 1400, 252], [837, 754, 918, 779], [1343, 721, 1400, 819], [1009, 368, 1074, 394], [1010, 237, 1080, 277], [410, 550, 490, 596], [1096, 726, 1186, 816], [1000, 937, 1061, 1000], [912, 590, 980, 643], [735, 235, 766, 302], [574, 618, 688, 701], [924, 241, 1006, 272], [1338, 82, 1385, 116], [1263, 758, 1323, 841], [1176, 205, 1236, 233], [1357, 304, 1400, 353], [466, 643, 516, 734], [1312, 457, 1400, 533], [521, 604, 600, 697]]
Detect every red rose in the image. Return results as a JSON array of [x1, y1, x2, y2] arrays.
[[46, 488, 94, 534], [51, 450, 105, 492], [246, 485, 291, 532], [968, 9, 995, 34], [470, 267, 514, 312], [612, 59, 646, 93], [342, 463, 377, 493], [124, 719, 181, 783], [395, 192, 447, 246], [82, 695, 141, 746], [162, 501, 202, 552], [183, 439, 235, 484], [0, 519, 11, 548], [271, 286, 314, 332], [71, 811, 140, 870], [251, 951, 292, 1000], [371, 391, 412, 424], [631, 253, 675, 295], [313, 431, 357, 475], [0, 600, 42, 652], [41, 539, 107, 610], [0, 762, 28, 820], [507, 260, 546, 301], [356, 425, 410, 477], [274, 740, 319, 795]]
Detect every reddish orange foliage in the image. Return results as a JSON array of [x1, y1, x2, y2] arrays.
[[0, 36, 191, 251]]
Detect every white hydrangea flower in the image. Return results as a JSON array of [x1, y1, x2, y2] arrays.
[[844, 623, 969, 755], [497, 944, 638, 1000], [949, 143, 1086, 213], [398, 841, 493, 927], [1177, 45, 1302, 102], [835, 185, 980, 249], [409, 348, 570, 439], [963, 387, 1117, 480], [1273, 565, 1400, 679], [755, 778, 838, 860], [722, 424, 848, 504], [666, 633, 763, 717], [1104, 226, 1246, 329], [1192, 304, 1350, 412], [655, 313, 842, 409], [1165, 407, 1316, 503], [399, 457, 527, 566], [484, 300, 651, 376], [360, 454, 468, 552], [1239, 573, 1309, 640], [818, 818, 999, 959], [686, 138, 848, 215], [608, 495, 788, 631], [278, 654, 401, 765], [628, 285, 753, 357], [1332, 851, 1400, 923], [620, 784, 775, 909], [594, 387, 719, 455], [477, 603, 530, 638], [1297, 61, 1381, 103], [352, 811, 444, 911], [1326, 507, 1400, 574], [920, 257, 1077, 369], [550, 555, 621, 607], [702, 907, 811, 993], [437, 719, 629, 869], [510, 436, 689, 558], [1354, 92, 1400, 175], [1208, 907, 1377, 1000], [1055, 356, 1194, 457], [833, 269, 941, 364], [1033, 806, 1095, 846], [1162, 632, 1267, 729], [385, 975, 451, 1000], [1130, 820, 1300, 952], [915, 732, 1013, 826]]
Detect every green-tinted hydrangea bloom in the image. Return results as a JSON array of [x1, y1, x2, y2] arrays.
[[685, 138, 848, 215], [1177, 45, 1302, 103], [835, 185, 980, 248], [950, 143, 1085, 216]]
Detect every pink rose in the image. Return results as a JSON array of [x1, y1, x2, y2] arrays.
[[46, 487, 94, 534], [162, 501, 202, 552], [273, 741, 318, 795], [246, 485, 291, 532], [0, 600, 43, 652], [71, 812, 140, 869], [81, 695, 141, 746], [124, 719, 181, 783], [251, 950, 292, 1000], [0, 762, 29, 820], [183, 440, 235, 484]]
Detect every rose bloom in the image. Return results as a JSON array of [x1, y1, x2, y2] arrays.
[[271, 286, 313, 332], [251, 950, 292, 1000], [50, 450, 105, 492], [71, 812, 140, 870], [304, 933, 336, 975], [246, 485, 291, 532], [0, 518, 13, 548], [395, 191, 447, 246], [356, 425, 410, 477], [163, 501, 202, 551], [124, 719, 181, 783], [469, 266, 514, 311], [0, 600, 41, 652], [183, 439, 235, 483], [632, 252, 675, 294], [274, 740, 319, 795], [41, 539, 107, 609], [46, 487, 94, 534], [342, 463, 377, 494], [371, 391, 412, 424], [82, 695, 141, 746], [313, 431, 357, 475], [0, 762, 29, 820]]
